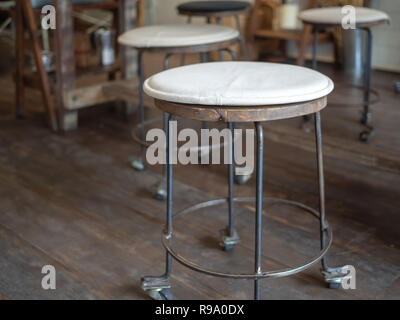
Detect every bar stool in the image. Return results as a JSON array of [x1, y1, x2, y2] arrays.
[[177, 1, 251, 60], [140, 61, 351, 300], [118, 24, 239, 200], [299, 7, 390, 142]]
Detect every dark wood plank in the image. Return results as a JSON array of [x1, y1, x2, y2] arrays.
[[0, 225, 101, 300]]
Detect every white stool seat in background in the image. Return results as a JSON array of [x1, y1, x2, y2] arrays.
[[298, 7, 390, 26], [118, 24, 239, 48]]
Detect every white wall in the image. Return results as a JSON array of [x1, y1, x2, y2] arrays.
[[149, 0, 399, 72], [370, 0, 400, 72]]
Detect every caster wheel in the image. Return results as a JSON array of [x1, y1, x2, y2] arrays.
[[235, 174, 252, 185], [147, 288, 173, 300], [131, 159, 145, 171], [359, 131, 370, 143], [154, 187, 167, 201], [219, 228, 240, 252], [394, 81, 400, 94], [223, 244, 235, 252], [328, 282, 341, 289]]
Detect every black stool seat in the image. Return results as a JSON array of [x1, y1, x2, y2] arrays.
[[178, 1, 251, 14]]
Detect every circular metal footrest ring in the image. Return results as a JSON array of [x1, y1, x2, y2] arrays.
[[162, 197, 332, 280], [131, 118, 162, 148], [131, 118, 233, 154]]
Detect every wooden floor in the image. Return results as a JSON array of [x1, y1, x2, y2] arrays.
[[0, 50, 399, 299]]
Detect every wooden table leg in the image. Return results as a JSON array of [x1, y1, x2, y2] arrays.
[[297, 24, 313, 66], [119, 0, 139, 116], [55, 0, 77, 131], [22, 0, 58, 131]]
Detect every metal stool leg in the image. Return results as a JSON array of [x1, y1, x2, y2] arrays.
[[131, 50, 146, 171], [216, 17, 224, 61], [235, 15, 248, 61], [181, 16, 192, 66], [360, 27, 374, 142], [233, 116, 252, 185], [254, 122, 264, 300], [302, 27, 318, 131], [141, 113, 174, 300], [220, 123, 240, 251], [215, 49, 252, 186], [155, 54, 173, 201], [315, 112, 351, 289]]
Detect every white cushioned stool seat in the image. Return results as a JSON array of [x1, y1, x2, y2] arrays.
[[299, 7, 390, 25], [144, 62, 334, 106], [118, 24, 239, 48]]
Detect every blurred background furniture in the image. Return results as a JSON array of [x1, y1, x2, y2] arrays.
[[247, 0, 371, 65], [14, 0, 144, 131], [299, 6, 390, 142], [178, 0, 251, 60]]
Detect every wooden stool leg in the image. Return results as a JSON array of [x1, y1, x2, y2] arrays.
[[297, 24, 313, 66], [15, 1, 25, 118], [22, 0, 58, 131]]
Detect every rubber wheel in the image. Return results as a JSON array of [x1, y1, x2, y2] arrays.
[[235, 174, 251, 185], [154, 189, 167, 202], [223, 244, 235, 252], [359, 131, 370, 143], [328, 282, 341, 289], [147, 288, 173, 300], [131, 160, 145, 172], [159, 289, 173, 300]]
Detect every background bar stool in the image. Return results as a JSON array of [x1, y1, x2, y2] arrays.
[[118, 24, 239, 200], [141, 61, 350, 300], [177, 1, 251, 60], [299, 7, 390, 142]]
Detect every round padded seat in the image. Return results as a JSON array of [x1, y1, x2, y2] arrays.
[[298, 7, 390, 26], [118, 24, 239, 49], [144, 62, 334, 106], [178, 1, 251, 14]]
